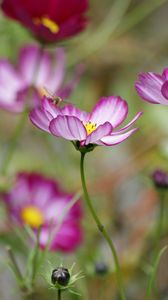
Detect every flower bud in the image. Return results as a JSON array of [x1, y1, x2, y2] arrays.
[[95, 262, 108, 275], [152, 169, 168, 188], [51, 267, 70, 286]]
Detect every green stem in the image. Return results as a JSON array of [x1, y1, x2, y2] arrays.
[[1, 109, 28, 175], [156, 191, 165, 244], [58, 289, 61, 300], [80, 152, 126, 300]]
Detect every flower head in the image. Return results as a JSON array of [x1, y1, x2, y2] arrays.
[[0, 44, 81, 113], [152, 169, 168, 188], [135, 68, 168, 105], [30, 96, 142, 149], [1, 0, 89, 43], [51, 267, 70, 286], [2, 172, 82, 252]]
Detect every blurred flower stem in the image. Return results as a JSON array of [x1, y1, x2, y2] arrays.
[[58, 289, 61, 300], [1, 108, 28, 175], [80, 152, 126, 300], [154, 190, 166, 251]]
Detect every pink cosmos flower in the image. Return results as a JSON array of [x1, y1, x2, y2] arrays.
[[1, 0, 89, 43], [0, 44, 81, 113], [135, 68, 168, 105], [2, 172, 82, 252], [30, 96, 142, 148]]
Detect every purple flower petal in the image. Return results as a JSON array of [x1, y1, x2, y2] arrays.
[[60, 103, 89, 122], [19, 45, 51, 87], [49, 115, 87, 141], [85, 122, 112, 145], [29, 107, 52, 132], [135, 72, 168, 105], [0, 59, 25, 111], [98, 128, 138, 146], [89, 96, 128, 128], [41, 97, 61, 118], [46, 48, 65, 93], [161, 81, 168, 100], [162, 68, 168, 80], [113, 112, 143, 134]]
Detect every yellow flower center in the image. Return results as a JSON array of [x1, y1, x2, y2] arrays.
[[84, 121, 97, 135], [21, 206, 44, 228], [34, 17, 59, 34]]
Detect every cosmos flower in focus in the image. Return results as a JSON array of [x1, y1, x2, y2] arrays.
[[2, 172, 82, 252], [30, 96, 142, 148], [1, 0, 89, 43], [135, 68, 168, 105], [0, 44, 82, 113]]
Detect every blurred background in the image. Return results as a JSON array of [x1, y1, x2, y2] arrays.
[[0, 0, 168, 299]]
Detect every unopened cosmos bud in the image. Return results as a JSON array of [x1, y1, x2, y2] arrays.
[[51, 267, 70, 286]]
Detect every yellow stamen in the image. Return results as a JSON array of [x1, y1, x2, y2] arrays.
[[84, 121, 97, 135], [34, 17, 59, 34], [21, 206, 44, 228]]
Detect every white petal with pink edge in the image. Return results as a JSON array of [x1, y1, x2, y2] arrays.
[[46, 48, 65, 93], [30, 108, 51, 132], [98, 128, 138, 146], [135, 72, 168, 105], [89, 96, 128, 128], [19, 45, 51, 87], [112, 112, 143, 134], [49, 115, 87, 141], [85, 122, 113, 145]]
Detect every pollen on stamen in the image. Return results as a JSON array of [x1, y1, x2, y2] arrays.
[[84, 122, 97, 135], [33, 17, 59, 34]]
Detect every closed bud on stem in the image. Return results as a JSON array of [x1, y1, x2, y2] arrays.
[[51, 267, 70, 287], [95, 262, 108, 275], [152, 169, 168, 188]]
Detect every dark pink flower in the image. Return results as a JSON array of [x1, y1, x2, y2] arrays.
[[1, 0, 89, 43], [0, 44, 81, 113], [2, 172, 82, 252], [30, 96, 142, 147], [135, 69, 168, 105]]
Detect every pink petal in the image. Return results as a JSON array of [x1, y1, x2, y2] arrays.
[[49, 115, 87, 141], [85, 122, 112, 145], [19, 45, 51, 87], [46, 48, 65, 92], [162, 68, 168, 80], [113, 112, 143, 134], [41, 97, 60, 118], [0, 60, 25, 111], [161, 81, 168, 100], [89, 96, 128, 128], [60, 103, 89, 122], [99, 128, 138, 146], [29, 108, 51, 132], [135, 72, 168, 105]]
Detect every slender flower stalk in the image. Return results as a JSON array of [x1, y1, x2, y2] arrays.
[[1, 108, 28, 175], [58, 289, 61, 300], [154, 190, 165, 251], [80, 152, 126, 300]]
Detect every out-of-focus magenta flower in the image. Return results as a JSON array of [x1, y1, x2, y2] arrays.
[[30, 96, 142, 147], [2, 172, 82, 252], [135, 69, 168, 105], [1, 0, 89, 43], [0, 44, 81, 113]]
